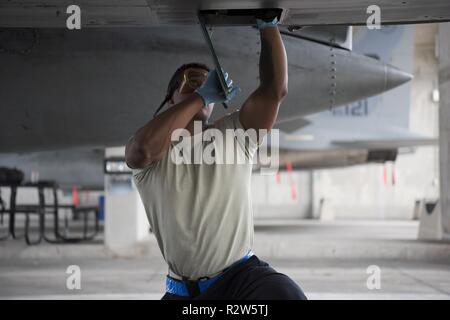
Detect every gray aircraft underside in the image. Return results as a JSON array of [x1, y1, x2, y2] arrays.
[[0, 2, 442, 185], [1, 0, 450, 27], [0, 26, 413, 152]]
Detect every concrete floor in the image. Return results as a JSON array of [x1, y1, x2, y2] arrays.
[[1, 220, 450, 300]]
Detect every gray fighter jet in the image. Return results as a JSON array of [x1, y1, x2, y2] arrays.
[[0, 25, 412, 152], [0, 2, 445, 185]]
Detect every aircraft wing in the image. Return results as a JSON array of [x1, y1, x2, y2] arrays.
[[274, 118, 312, 133], [267, 126, 437, 170], [272, 118, 438, 152], [1, 0, 450, 28], [331, 138, 438, 149]]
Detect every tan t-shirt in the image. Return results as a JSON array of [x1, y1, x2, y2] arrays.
[[132, 111, 260, 280]]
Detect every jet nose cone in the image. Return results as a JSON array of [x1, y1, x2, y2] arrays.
[[385, 65, 413, 90]]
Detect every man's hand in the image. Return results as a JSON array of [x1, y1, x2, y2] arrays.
[[239, 16, 287, 141], [195, 69, 240, 106], [256, 16, 279, 29]]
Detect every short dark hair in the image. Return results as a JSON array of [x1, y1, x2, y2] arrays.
[[153, 62, 210, 117]]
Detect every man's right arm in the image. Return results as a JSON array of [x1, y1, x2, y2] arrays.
[[125, 94, 204, 169], [126, 68, 240, 169]]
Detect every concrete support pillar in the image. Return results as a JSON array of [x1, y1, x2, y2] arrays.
[[104, 146, 150, 256], [438, 23, 450, 237]]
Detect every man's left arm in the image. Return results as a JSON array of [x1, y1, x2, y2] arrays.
[[239, 19, 288, 140]]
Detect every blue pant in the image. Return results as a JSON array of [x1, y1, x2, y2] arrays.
[[161, 255, 307, 300]]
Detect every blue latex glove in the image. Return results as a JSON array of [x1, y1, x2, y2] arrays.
[[195, 69, 240, 106], [256, 17, 279, 29]]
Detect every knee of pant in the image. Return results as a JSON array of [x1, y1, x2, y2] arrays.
[[257, 274, 307, 300], [274, 278, 307, 300]]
